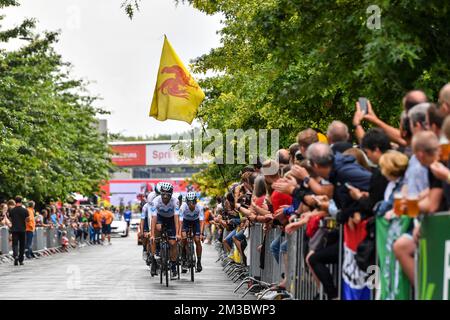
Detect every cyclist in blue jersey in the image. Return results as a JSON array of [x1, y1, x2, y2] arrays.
[[179, 192, 204, 273], [150, 182, 180, 279]]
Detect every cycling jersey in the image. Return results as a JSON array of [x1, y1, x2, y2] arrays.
[[179, 203, 204, 222], [141, 203, 150, 232], [150, 195, 179, 218], [147, 191, 158, 205]]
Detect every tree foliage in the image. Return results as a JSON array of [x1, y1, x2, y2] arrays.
[[123, 0, 450, 198], [0, 0, 114, 203], [183, 0, 450, 197]]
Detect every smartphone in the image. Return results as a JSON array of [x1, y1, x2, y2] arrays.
[[358, 97, 368, 115]]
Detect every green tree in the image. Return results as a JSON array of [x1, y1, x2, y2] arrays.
[[0, 0, 114, 204], [123, 0, 450, 196]]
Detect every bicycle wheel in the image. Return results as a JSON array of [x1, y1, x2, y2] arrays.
[[165, 242, 169, 287], [189, 240, 195, 282], [176, 243, 181, 280], [159, 242, 164, 284]]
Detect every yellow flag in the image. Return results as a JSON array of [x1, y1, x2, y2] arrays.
[[150, 36, 205, 124]]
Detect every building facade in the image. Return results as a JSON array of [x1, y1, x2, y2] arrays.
[[102, 140, 205, 206]]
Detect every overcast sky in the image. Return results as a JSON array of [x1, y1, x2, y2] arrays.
[[2, 0, 222, 137]]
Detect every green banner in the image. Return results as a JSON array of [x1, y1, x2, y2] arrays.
[[376, 216, 413, 300], [418, 212, 450, 300]]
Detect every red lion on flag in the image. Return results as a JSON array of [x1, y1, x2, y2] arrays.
[[158, 65, 197, 100]]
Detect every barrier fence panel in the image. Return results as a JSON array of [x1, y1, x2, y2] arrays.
[[272, 228, 284, 285], [46, 227, 58, 249], [261, 228, 275, 284], [249, 223, 263, 279], [67, 226, 75, 245], [1, 226, 10, 255], [286, 231, 299, 296], [33, 227, 46, 251]]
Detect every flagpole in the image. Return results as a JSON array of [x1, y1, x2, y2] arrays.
[[197, 114, 229, 191]]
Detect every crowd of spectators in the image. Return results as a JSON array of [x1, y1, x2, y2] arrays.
[[207, 83, 450, 300], [0, 198, 118, 265]]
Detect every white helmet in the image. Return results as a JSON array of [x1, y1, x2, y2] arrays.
[[186, 192, 197, 202]]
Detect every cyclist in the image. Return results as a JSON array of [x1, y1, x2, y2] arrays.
[[179, 192, 204, 273], [150, 182, 180, 279], [141, 182, 162, 265]]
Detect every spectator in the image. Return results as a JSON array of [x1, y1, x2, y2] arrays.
[[353, 91, 428, 146], [343, 148, 370, 171], [275, 149, 290, 167], [25, 201, 36, 259], [296, 128, 319, 160], [393, 131, 441, 286], [438, 83, 450, 115], [327, 120, 352, 153], [61, 231, 69, 251], [375, 150, 410, 297], [0, 203, 12, 228], [348, 129, 391, 219], [288, 143, 301, 165], [9, 196, 29, 266], [427, 104, 446, 138], [101, 207, 115, 245], [91, 209, 102, 244]]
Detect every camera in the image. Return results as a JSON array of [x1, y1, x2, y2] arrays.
[[238, 192, 252, 209], [295, 150, 304, 161]]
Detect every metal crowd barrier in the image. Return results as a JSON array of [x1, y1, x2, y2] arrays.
[[0, 226, 11, 255], [0, 225, 83, 256], [246, 221, 343, 300], [248, 223, 263, 280], [32, 227, 46, 251]]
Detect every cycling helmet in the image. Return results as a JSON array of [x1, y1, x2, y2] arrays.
[[159, 182, 173, 194], [186, 192, 197, 202], [155, 182, 163, 195]]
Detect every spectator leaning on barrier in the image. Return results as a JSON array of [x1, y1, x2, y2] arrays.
[[327, 120, 352, 154], [348, 129, 391, 219], [262, 160, 292, 291], [25, 201, 36, 259], [430, 116, 450, 206], [393, 131, 442, 286], [375, 150, 410, 299], [289, 143, 371, 300], [9, 197, 29, 266], [232, 171, 257, 265]]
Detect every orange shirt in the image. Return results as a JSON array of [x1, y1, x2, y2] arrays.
[[26, 208, 36, 232], [104, 210, 114, 225], [204, 209, 211, 225], [93, 212, 102, 228]]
